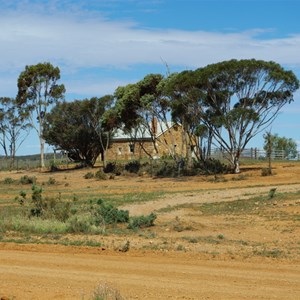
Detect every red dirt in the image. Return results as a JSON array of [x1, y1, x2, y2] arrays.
[[1, 162, 300, 299]]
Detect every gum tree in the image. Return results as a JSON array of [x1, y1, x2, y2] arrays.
[[196, 59, 299, 173], [16, 62, 65, 168], [0, 97, 31, 167], [43, 97, 113, 167]]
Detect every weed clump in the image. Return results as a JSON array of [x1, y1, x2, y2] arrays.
[[261, 167, 272, 176], [91, 282, 125, 300], [19, 175, 36, 185], [95, 170, 107, 180], [3, 177, 15, 184], [128, 213, 157, 229], [95, 200, 129, 225], [84, 172, 94, 179]]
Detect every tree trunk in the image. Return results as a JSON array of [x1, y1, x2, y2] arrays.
[[40, 136, 45, 168], [233, 155, 240, 174]]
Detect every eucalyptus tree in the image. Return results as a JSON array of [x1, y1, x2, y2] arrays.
[[195, 59, 299, 173], [0, 97, 31, 167], [263, 133, 298, 159], [111, 74, 178, 159], [16, 62, 65, 168], [160, 70, 209, 165], [43, 96, 113, 167]]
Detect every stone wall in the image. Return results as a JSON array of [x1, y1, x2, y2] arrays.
[[104, 125, 196, 161]]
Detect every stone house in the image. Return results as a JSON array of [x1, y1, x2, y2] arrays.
[[106, 119, 195, 161]]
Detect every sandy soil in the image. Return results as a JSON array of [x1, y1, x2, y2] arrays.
[[0, 162, 300, 299], [0, 243, 299, 300]]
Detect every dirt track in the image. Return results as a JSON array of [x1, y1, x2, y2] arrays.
[[1, 243, 299, 300]]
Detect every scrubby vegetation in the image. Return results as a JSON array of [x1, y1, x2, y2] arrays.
[[1, 183, 157, 237]]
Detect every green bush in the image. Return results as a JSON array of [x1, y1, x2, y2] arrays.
[[194, 158, 229, 175], [261, 167, 272, 176], [3, 177, 15, 184], [19, 175, 36, 185], [103, 162, 116, 173], [125, 160, 140, 173], [95, 170, 107, 180], [84, 172, 95, 179], [128, 213, 157, 229], [95, 202, 129, 225], [91, 283, 125, 300], [152, 160, 177, 177], [103, 162, 123, 175], [67, 213, 94, 233], [47, 177, 56, 185]]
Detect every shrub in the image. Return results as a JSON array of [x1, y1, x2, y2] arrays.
[[3, 177, 15, 184], [152, 160, 177, 177], [194, 158, 229, 175], [95, 170, 107, 180], [124, 160, 140, 173], [30, 185, 44, 217], [261, 167, 272, 176], [17, 185, 73, 221], [19, 175, 36, 185], [103, 162, 116, 173], [268, 188, 277, 199], [67, 213, 94, 233], [95, 202, 129, 225], [84, 172, 95, 179], [104, 162, 124, 176], [91, 283, 125, 300], [47, 177, 56, 185], [128, 212, 157, 229], [49, 160, 59, 172]]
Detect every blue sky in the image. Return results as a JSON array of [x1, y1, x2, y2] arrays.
[[1, 0, 300, 155]]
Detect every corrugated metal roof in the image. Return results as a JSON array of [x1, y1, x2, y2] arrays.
[[112, 121, 175, 141]]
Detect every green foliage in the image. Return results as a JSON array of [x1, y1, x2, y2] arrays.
[[95, 170, 107, 180], [19, 175, 36, 185], [43, 96, 114, 167], [84, 170, 107, 180], [91, 283, 125, 300], [194, 158, 229, 175], [16, 62, 65, 168], [103, 162, 116, 173], [195, 59, 299, 172], [261, 168, 272, 176], [84, 172, 95, 179], [47, 177, 56, 185], [124, 160, 140, 173], [0, 97, 31, 167], [68, 213, 95, 233], [128, 212, 157, 229], [253, 248, 284, 258], [3, 177, 15, 184], [263, 133, 298, 159], [95, 201, 129, 225], [31, 185, 43, 216], [103, 162, 123, 175], [152, 160, 178, 177], [268, 188, 277, 199]]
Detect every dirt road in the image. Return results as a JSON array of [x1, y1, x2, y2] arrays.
[[0, 244, 299, 300], [122, 183, 300, 216]]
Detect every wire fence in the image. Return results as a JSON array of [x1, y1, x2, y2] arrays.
[[208, 148, 299, 161]]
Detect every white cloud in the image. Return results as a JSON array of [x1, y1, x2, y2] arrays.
[[0, 2, 300, 102], [1, 8, 300, 74]]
